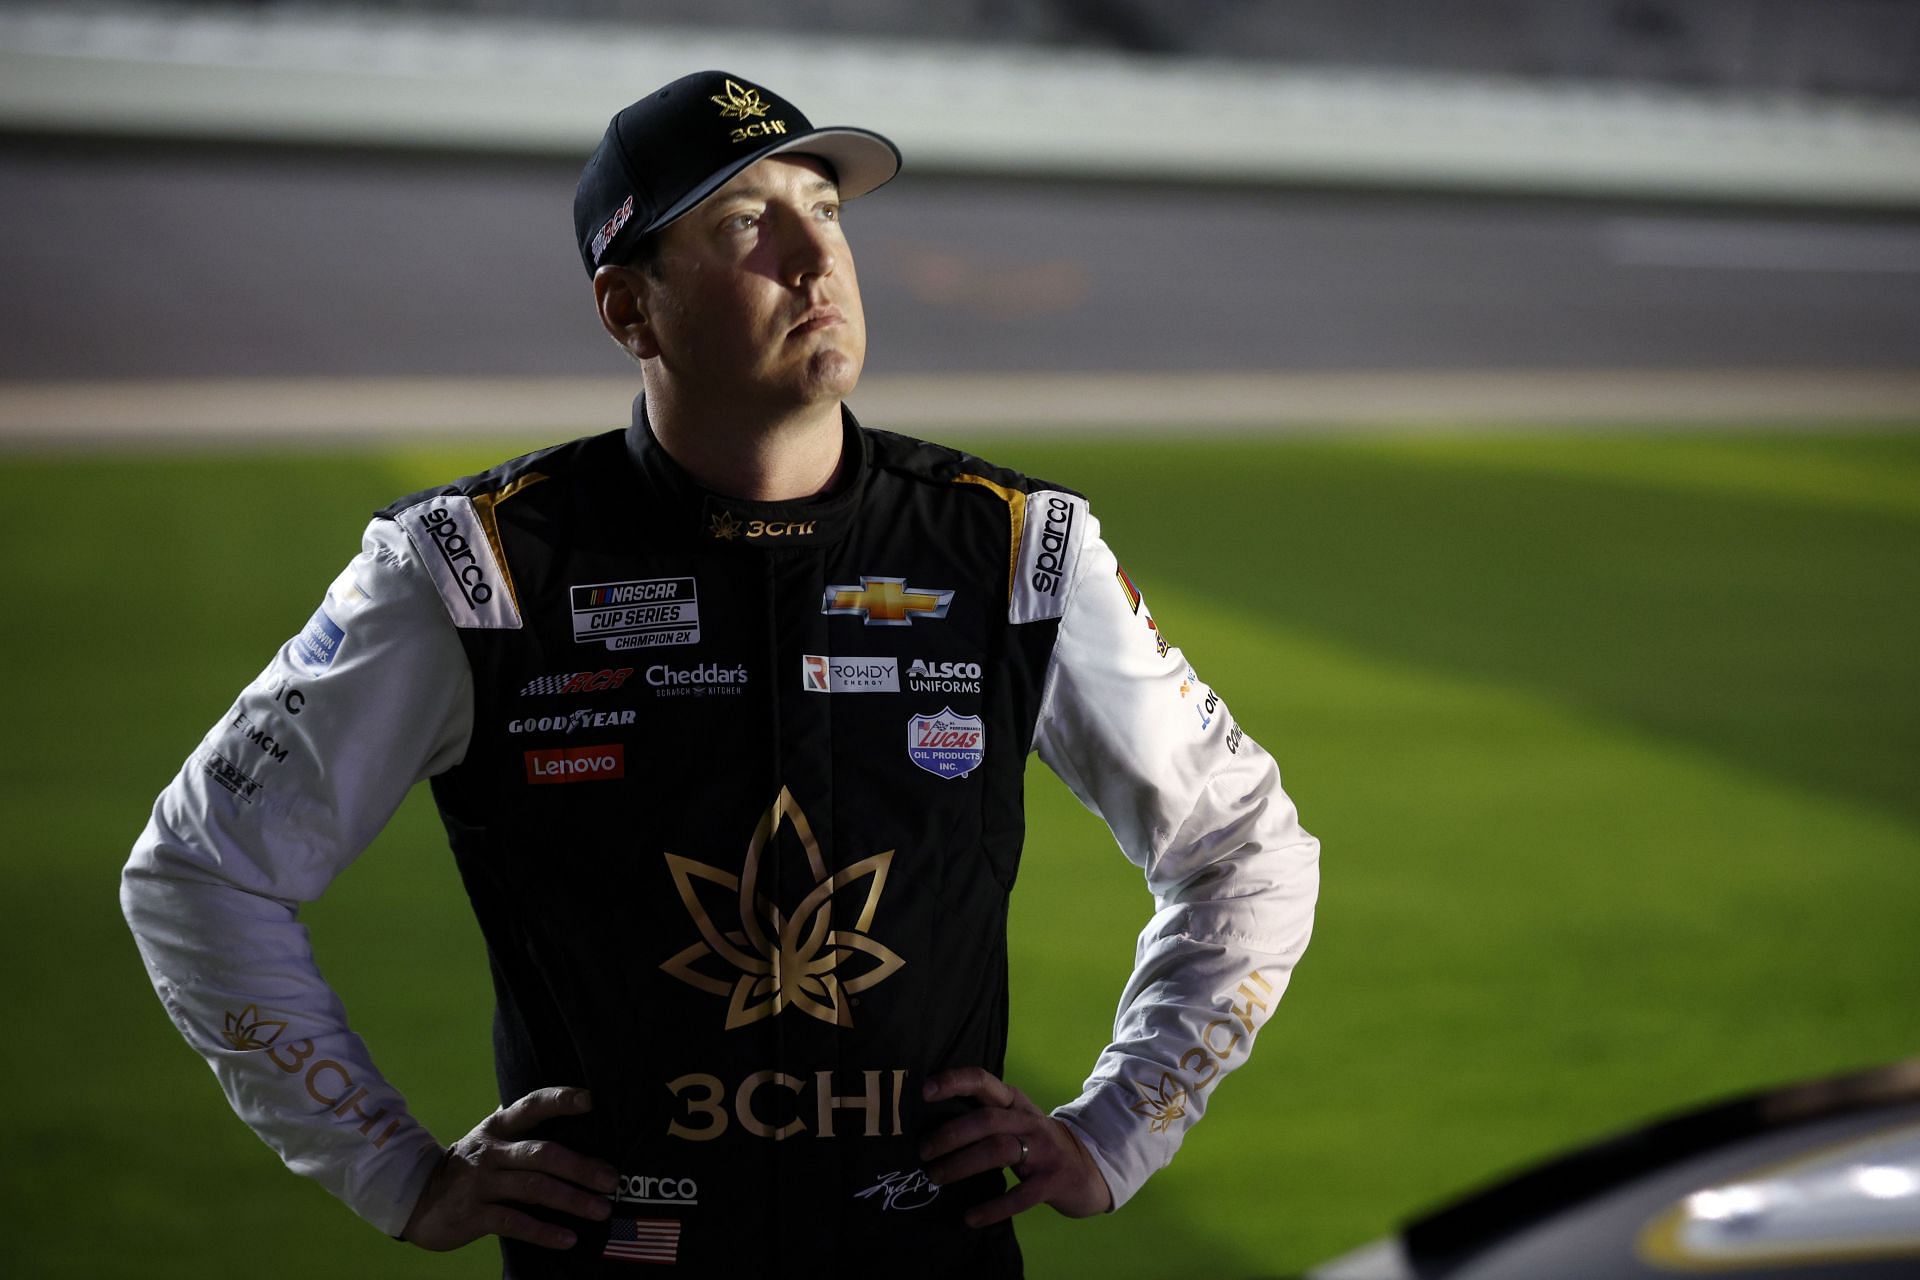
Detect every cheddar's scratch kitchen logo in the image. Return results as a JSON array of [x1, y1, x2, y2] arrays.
[[661, 789, 903, 1030]]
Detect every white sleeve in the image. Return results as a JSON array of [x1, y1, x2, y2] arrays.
[[120, 517, 475, 1236], [1031, 512, 1320, 1210]]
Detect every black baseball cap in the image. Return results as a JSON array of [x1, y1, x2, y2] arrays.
[[573, 70, 901, 276]]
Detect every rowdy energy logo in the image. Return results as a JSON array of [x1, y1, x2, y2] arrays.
[[802, 655, 900, 693], [661, 788, 903, 1030], [822, 577, 953, 626], [571, 577, 700, 651]]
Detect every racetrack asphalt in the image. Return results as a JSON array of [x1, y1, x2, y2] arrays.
[[2, 140, 1917, 436]]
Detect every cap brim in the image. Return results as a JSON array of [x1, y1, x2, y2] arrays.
[[642, 126, 902, 236]]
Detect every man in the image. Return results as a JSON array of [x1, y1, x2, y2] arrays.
[[123, 71, 1319, 1276]]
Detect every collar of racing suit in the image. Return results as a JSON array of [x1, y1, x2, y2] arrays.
[[625, 393, 869, 549]]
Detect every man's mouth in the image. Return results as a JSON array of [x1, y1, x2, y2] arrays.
[[789, 307, 844, 336]]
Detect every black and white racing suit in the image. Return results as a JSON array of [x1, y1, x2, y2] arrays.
[[123, 399, 1319, 1277]]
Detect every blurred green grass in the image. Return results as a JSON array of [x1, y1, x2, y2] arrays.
[[2, 428, 1915, 1278]]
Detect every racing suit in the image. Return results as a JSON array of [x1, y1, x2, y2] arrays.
[[122, 398, 1320, 1277]]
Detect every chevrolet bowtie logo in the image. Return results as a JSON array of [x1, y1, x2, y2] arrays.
[[822, 577, 954, 626], [710, 79, 771, 121], [661, 789, 904, 1030]]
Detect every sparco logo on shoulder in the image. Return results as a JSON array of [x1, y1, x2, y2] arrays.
[[1029, 494, 1077, 597], [420, 506, 493, 605]]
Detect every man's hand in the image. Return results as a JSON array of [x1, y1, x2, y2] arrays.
[[918, 1068, 1114, 1228], [402, 1086, 618, 1253]]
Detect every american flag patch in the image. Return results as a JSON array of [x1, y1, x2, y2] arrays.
[[602, 1216, 680, 1265]]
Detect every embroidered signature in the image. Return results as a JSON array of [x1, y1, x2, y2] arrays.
[[854, 1168, 941, 1211]]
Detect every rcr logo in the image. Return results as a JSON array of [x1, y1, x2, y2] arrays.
[[615, 1173, 699, 1205]]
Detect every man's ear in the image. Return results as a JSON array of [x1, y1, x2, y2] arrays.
[[593, 265, 661, 360]]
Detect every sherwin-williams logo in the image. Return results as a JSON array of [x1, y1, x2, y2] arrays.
[[1128, 1073, 1188, 1134], [525, 744, 626, 784], [290, 606, 345, 675], [221, 1005, 288, 1052], [822, 577, 954, 626], [661, 788, 903, 1030], [710, 79, 771, 120]]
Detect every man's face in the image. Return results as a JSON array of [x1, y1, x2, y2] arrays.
[[639, 154, 865, 411]]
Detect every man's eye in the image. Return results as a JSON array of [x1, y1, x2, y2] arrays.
[[819, 205, 840, 222], [726, 213, 758, 231]]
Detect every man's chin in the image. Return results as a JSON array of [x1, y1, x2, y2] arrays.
[[801, 348, 863, 402]]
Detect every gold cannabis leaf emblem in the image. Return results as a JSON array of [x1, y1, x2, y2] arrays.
[[710, 510, 742, 540], [710, 79, 771, 121], [662, 788, 904, 1030], [221, 1005, 288, 1052], [1127, 1073, 1188, 1134]]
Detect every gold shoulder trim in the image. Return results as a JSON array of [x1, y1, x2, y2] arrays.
[[468, 471, 549, 617]]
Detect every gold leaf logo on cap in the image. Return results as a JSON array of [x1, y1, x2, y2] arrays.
[[711, 79, 772, 121]]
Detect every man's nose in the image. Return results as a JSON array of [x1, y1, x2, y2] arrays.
[[783, 216, 838, 286]]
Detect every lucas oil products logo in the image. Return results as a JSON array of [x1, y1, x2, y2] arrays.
[[525, 744, 626, 784], [802, 655, 899, 693], [572, 577, 700, 651], [906, 658, 981, 694], [906, 709, 985, 780]]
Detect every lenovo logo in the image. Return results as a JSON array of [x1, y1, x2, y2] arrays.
[[525, 744, 626, 784]]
